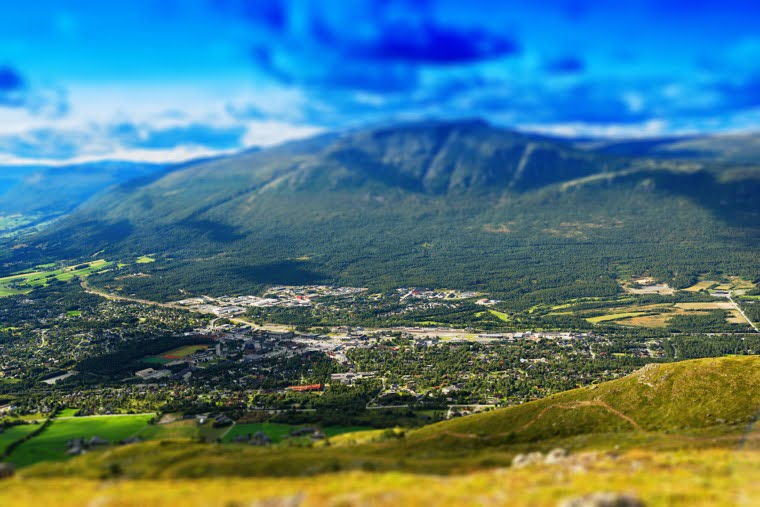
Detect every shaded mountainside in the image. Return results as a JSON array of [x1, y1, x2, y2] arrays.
[[0, 161, 168, 216], [4, 120, 759, 301], [21, 356, 760, 480]]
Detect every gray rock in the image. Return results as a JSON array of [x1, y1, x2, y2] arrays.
[[0, 463, 15, 479], [545, 447, 568, 464], [558, 492, 645, 507], [512, 451, 544, 468]]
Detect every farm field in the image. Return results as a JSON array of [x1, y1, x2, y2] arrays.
[[136, 419, 199, 440], [7, 414, 154, 467], [683, 276, 756, 294], [0, 260, 113, 297], [683, 281, 717, 292], [586, 311, 646, 324], [553, 294, 756, 328], [0, 424, 41, 454], [136, 255, 156, 264], [222, 423, 371, 444]]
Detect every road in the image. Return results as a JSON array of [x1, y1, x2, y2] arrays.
[[82, 280, 259, 330], [729, 293, 759, 333], [54, 412, 156, 420], [81, 279, 184, 311]]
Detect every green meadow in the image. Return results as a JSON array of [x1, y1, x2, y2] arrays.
[[222, 423, 370, 443], [7, 414, 154, 467], [0, 424, 41, 454]]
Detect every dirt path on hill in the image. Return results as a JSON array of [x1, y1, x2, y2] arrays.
[[517, 400, 643, 433]]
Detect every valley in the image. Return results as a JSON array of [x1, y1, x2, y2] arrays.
[[0, 122, 757, 506], [3, 1, 759, 503]]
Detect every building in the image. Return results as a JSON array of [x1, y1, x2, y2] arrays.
[[286, 384, 323, 392], [330, 371, 377, 385], [134, 368, 171, 380]]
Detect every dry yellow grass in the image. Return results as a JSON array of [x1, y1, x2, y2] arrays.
[[2, 449, 757, 506], [617, 314, 671, 327], [683, 281, 718, 292], [675, 302, 734, 310], [610, 302, 750, 328], [728, 276, 755, 290]]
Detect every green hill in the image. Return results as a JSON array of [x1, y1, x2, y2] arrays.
[[409, 355, 760, 445], [4, 120, 757, 305]]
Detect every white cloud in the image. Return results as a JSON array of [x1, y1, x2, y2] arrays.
[[0, 82, 322, 165], [518, 119, 668, 139], [241, 121, 323, 147]]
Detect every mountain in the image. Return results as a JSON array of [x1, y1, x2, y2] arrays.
[[4, 120, 759, 303]]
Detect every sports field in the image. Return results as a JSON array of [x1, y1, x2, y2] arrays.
[[144, 344, 209, 364]]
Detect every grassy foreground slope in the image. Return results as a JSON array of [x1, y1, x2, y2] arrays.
[[2, 450, 758, 506]]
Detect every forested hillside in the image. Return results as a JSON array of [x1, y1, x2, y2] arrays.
[[3, 121, 758, 303]]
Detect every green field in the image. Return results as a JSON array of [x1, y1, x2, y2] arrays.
[[221, 423, 371, 444], [136, 419, 200, 440], [7, 414, 154, 467], [488, 309, 510, 321], [136, 255, 156, 264], [0, 424, 41, 454], [0, 260, 112, 297]]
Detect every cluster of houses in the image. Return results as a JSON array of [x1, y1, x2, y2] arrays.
[[134, 367, 171, 380], [232, 431, 272, 446], [330, 371, 377, 385], [173, 284, 369, 317], [398, 287, 480, 301], [65, 434, 147, 456]]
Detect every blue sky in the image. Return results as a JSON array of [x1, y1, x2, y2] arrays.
[[0, 0, 758, 164]]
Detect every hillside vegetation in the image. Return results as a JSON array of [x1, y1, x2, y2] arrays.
[[410, 355, 760, 444]]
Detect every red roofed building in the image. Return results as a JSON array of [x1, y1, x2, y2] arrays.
[[286, 384, 323, 392]]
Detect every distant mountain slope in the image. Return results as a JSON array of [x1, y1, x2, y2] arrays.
[[0, 161, 167, 216], [581, 132, 760, 164], [5, 120, 759, 301]]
